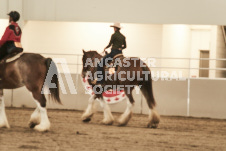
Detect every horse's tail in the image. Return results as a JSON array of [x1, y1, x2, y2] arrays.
[[140, 65, 156, 109], [45, 58, 62, 104]]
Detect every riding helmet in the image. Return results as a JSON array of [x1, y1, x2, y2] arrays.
[[8, 11, 20, 22]]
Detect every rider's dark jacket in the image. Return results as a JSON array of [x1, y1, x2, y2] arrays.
[[106, 31, 126, 50], [0, 22, 22, 47]]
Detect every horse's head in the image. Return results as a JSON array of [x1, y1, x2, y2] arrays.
[[81, 50, 102, 78]]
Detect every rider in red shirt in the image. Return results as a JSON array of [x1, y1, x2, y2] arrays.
[[0, 11, 22, 60]]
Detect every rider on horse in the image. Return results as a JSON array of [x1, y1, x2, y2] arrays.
[[92, 22, 127, 85], [0, 11, 22, 61]]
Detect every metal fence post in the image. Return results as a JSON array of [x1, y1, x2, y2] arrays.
[[76, 55, 79, 91], [187, 58, 191, 116]]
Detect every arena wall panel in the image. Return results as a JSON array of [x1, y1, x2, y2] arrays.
[[190, 79, 226, 119], [142, 80, 188, 116], [3, 75, 226, 119]]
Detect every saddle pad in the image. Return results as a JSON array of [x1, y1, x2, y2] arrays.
[[81, 77, 127, 104], [6, 52, 23, 63]]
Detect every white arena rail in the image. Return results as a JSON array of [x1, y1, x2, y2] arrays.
[[4, 52, 226, 119]]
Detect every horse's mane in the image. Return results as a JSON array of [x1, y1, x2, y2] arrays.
[[86, 50, 102, 59]]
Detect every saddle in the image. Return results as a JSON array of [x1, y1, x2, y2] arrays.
[[0, 46, 23, 82], [0, 41, 23, 64], [104, 54, 124, 74], [0, 47, 23, 64]]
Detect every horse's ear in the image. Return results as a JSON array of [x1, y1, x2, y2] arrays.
[[82, 49, 86, 54]]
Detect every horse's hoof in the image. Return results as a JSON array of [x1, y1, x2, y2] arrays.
[[148, 112, 160, 129], [82, 118, 91, 123], [116, 119, 128, 126], [101, 120, 114, 125], [81, 113, 93, 123], [147, 122, 159, 129], [0, 124, 10, 129], [117, 122, 127, 127], [117, 113, 132, 127], [34, 124, 50, 132], [28, 122, 38, 129]]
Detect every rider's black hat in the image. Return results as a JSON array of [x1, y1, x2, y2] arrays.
[[8, 11, 20, 22]]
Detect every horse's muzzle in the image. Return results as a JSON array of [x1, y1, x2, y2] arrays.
[[81, 71, 86, 78]]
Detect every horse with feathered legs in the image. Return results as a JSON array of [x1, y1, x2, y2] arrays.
[[81, 50, 160, 128], [0, 53, 61, 132]]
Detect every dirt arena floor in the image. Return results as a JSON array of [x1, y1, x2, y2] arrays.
[[0, 108, 226, 151]]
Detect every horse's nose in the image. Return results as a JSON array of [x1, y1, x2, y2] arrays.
[[81, 71, 86, 78]]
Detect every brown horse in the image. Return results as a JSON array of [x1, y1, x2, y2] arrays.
[[0, 53, 61, 132], [81, 50, 160, 128]]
